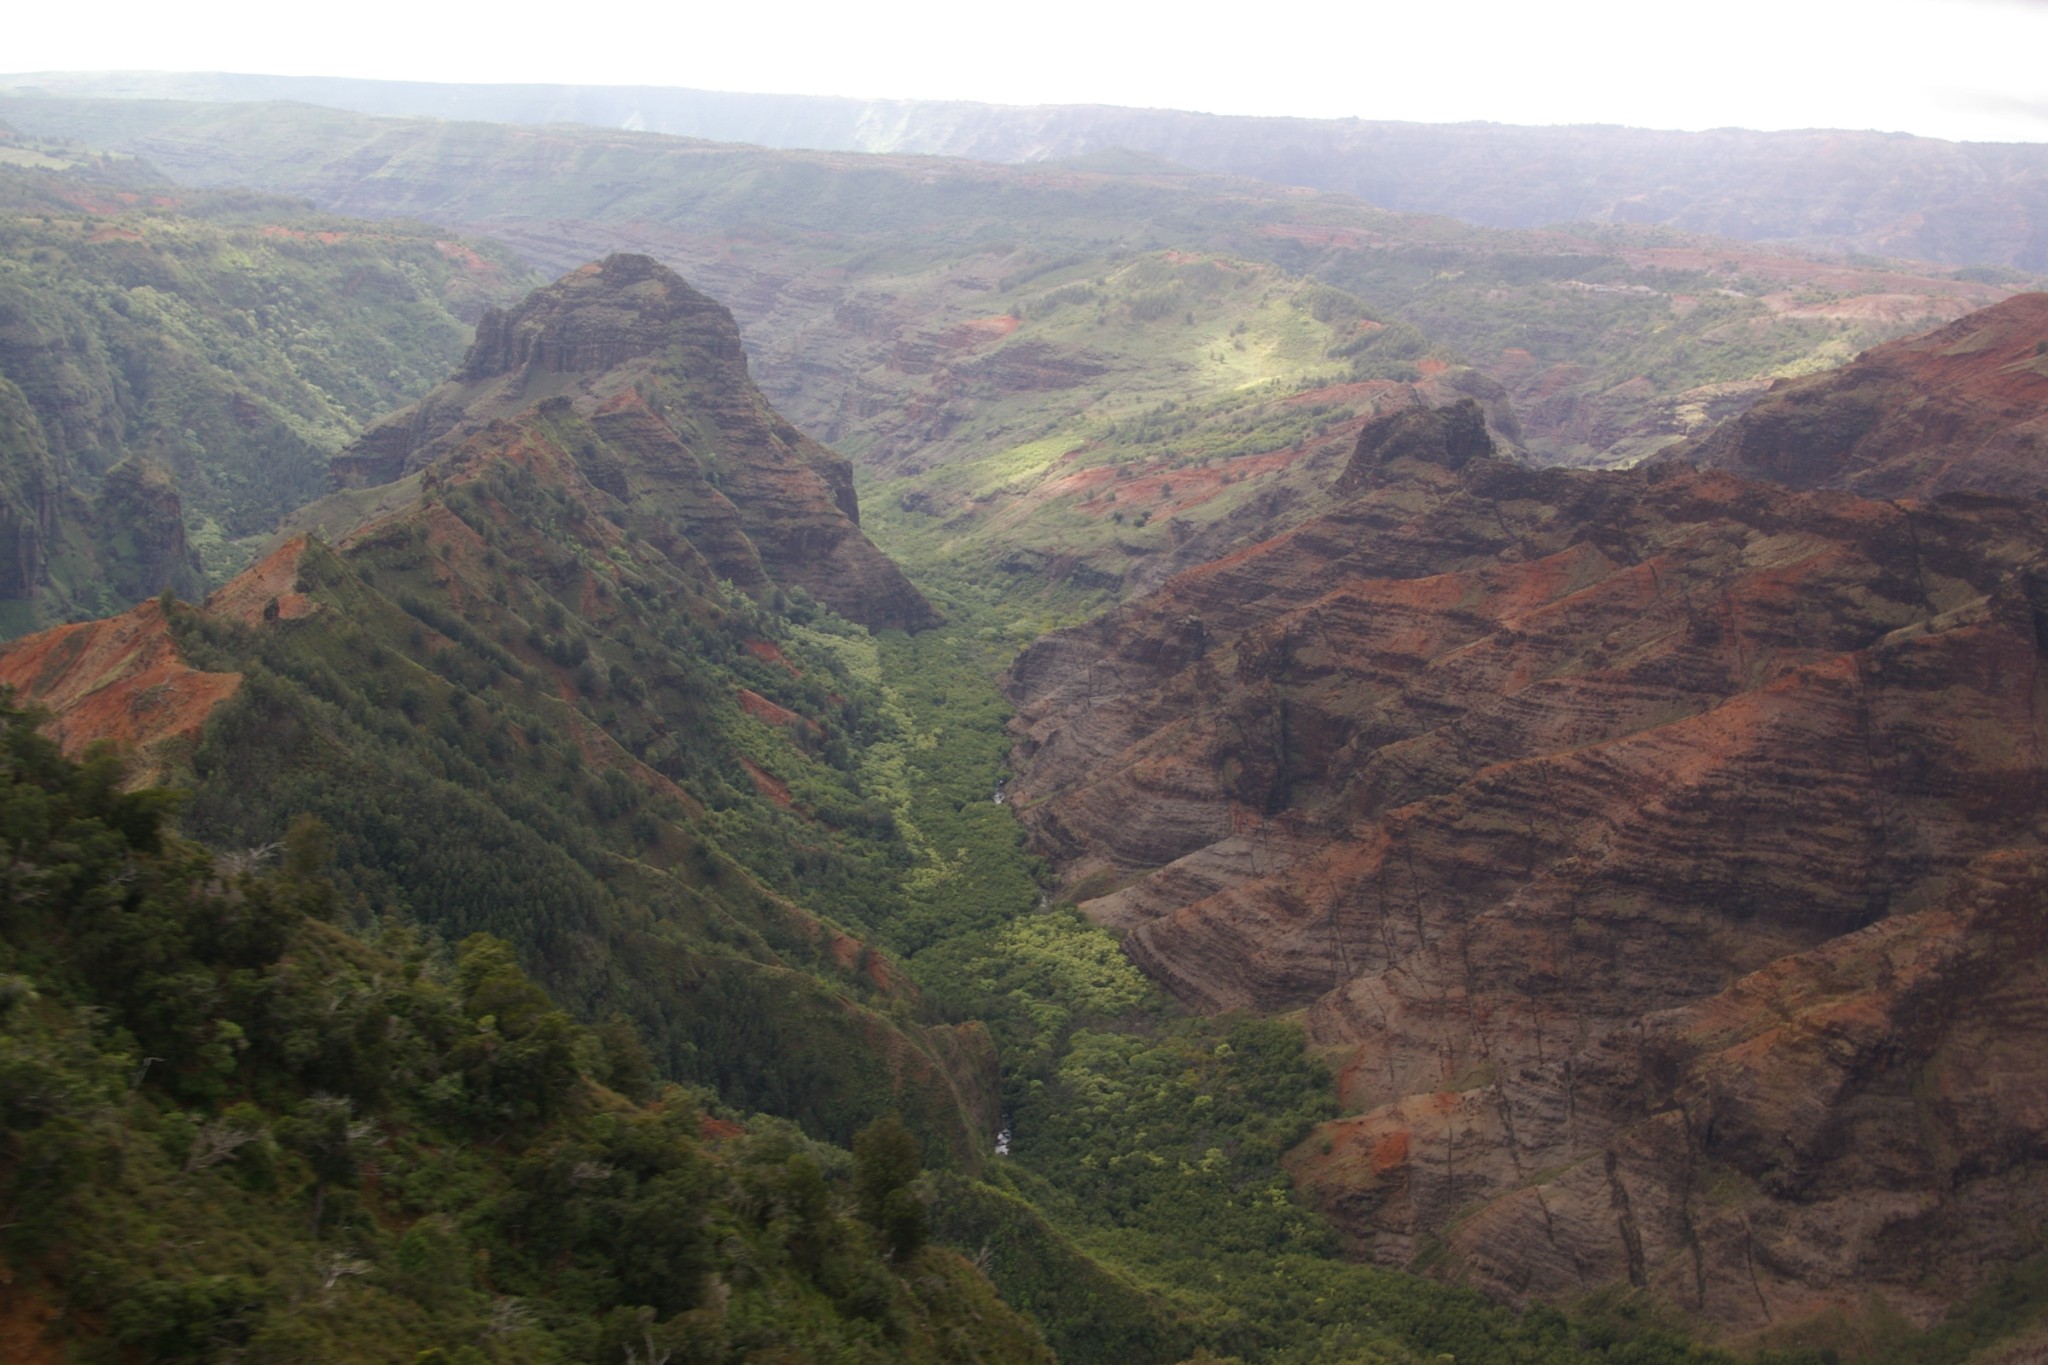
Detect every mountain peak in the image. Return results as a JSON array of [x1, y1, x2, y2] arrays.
[[457, 253, 723, 383], [331, 257, 940, 632]]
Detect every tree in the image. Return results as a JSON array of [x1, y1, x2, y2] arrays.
[[279, 1094, 378, 1236], [852, 1114, 925, 1261]]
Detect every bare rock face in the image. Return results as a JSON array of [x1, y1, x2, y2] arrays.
[[1005, 398, 2048, 1332], [1675, 291, 2048, 500], [333, 254, 939, 632], [1334, 398, 1497, 489]]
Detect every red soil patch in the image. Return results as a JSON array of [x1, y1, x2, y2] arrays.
[[206, 537, 320, 626], [941, 315, 1021, 349], [433, 239, 492, 271], [830, 933, 864, 971], [1056, 426, 1348, 522], [825, 929, 914, 995], [0, 1281, 66, 1365], [738, 756, 793, 809], [700, 1116, 745, 1141], [743, 639, 801, 677], [736, 688, 804, 728], [1369, 1129, 1411, 1173], [85, 225, 142, 244], [0, 601, 240, 785]]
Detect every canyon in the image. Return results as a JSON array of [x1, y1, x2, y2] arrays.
[[2, 80, 2047, 1359], [1005, 329, 2048, 1329]]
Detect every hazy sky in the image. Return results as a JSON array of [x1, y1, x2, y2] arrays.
[[12, 0, 2048, 142]]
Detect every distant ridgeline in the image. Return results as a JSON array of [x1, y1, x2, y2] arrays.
[[0, 151, 536, 636], [0, 90, 2028, 511], [9, 72, 2048, 271]]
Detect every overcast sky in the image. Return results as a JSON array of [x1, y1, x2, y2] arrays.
[[11, 0, 2048, 143]]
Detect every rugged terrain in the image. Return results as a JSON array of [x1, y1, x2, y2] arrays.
[[0, 695, 1054, 1364], [0, 256, 971, 1158], [4, 84, 2048, 1363], [0, 94, 2026, 515], [0, 248, 1686, 1365], [1005, 382, 2048, 1333], [0, 150, 534, 632], [1676, 290, 2048, 499], [324, 251, 937, 631]]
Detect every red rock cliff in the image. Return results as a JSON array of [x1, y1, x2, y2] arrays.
[[1006, 397, 2048, 1333], [1678, 291, 2048, 500]]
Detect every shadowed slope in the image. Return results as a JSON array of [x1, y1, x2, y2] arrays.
[[1005, 392, 2048, 1332], [1678, 291, 2048, 499]]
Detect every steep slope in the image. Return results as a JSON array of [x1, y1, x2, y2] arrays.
[[1005, 395, 2048, 1334], [327, 252, 939, 632], [0, 260, 971, 1157], [1676, 291, 2048, 498], [0, 701, 1052, 1363], [0, 155, 535, 633], [0, 594, 237, 784]]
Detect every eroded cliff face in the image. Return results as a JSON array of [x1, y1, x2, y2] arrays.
[[1005, 398, 2048, 1332], [331, 253, 940, 632], [1677, 291, 2048, 500]]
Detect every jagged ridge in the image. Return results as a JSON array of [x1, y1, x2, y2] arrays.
[[1005, 387, 2048, 1332], [330, 253, 940, 632]]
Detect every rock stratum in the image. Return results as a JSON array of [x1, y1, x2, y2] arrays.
[[1678, 291, 2048, 500], [1006, 382, 2048, 1332], [330, 252, 939, 632]]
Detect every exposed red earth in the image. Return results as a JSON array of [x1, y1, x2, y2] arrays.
[[1005, 368, 2048, 1332], [330, 253, 939, 633], [0, 599, 238, 785]]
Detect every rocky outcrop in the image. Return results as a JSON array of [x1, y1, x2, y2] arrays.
[[1333, 398, 1496, 489], [1676, 292, 2048, 499], [331, 254, 940, 632], [1006, 401, 2048, 1332], [94, 457, 204, 604]]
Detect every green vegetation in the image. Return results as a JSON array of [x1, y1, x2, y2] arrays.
[[1, 101, 2041, 1364], [0, 157, 535, 630], [0, 698, 1052, 1362], [806, 612, 1896, 1365], [4, 96, 2019, 592], [161, 453, 984, 1158]]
